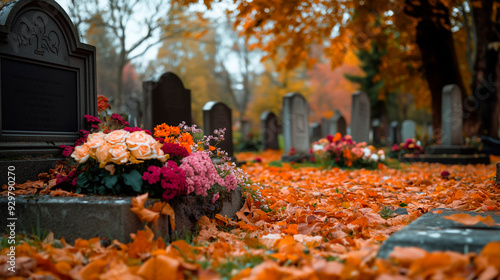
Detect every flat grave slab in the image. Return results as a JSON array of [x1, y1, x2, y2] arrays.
[[399, 154, 490, 165], [377, 208, 500, 259], [0, 187, 243, 243]]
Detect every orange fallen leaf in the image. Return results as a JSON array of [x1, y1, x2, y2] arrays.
[[444, 214, 498, 226], [137, 255, 181, 280]]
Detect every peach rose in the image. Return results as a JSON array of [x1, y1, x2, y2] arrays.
[[86, 132, 105, 157], [126, 131, 156, 160], [152, 141, 168, 163], [96, 142, 112, 167], [105, 130, 130, 145], [71, 143, 91, 163], [110, 143, 129, 165]]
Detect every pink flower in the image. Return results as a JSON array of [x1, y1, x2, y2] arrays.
[[326, 134, 334, 142], [392, 144, 400, 151], [180, 151, 223, 196], [211, 192, 220, 203], [441, 171, 450, 179], [60, 145, 74, 157]]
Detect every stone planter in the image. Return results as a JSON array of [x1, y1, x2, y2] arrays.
[[0, 187, 243, 243]]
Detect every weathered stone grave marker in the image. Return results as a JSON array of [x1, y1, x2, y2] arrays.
[[350, 91, 370, 143], [282, 92, 310, 161], [372, 119, 381, 145], [0, 0, 96, 183], [378, 208, 500, 259], [142, 72, 192, 131], [310, 122, 322, 142], [330, 109, 347, 136], [441, 84, 463, 146], [203, 101, 234, 159], [261, 111, 280, 150], [401, 120, 416, 141]]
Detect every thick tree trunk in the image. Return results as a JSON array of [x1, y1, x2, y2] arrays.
[[406, 0, 466, 143], [471, 0, 500, 138]]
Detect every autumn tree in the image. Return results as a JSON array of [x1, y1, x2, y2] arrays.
[[67, 0, 171, 113], [175, 0, 499, 139]]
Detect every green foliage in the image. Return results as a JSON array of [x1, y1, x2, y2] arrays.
[[379, 206, 394, 219], [75, 158, 164, 197]]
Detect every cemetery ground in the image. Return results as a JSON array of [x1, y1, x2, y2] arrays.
[[1, 151, 500, 279]]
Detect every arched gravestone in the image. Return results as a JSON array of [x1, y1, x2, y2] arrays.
[[203, 101, 233, 159], [0, 0, 96, 182], [282, 92, 310, 155], [441, 84, 463, 146], [401, 120, 416, 141], [260, 111, 280, 150], [330, 109, 347, 136], [350, 91, 370, 143], [142, 72, 191, 131]]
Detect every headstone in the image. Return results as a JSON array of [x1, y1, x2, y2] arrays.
[[350, 91, 370, 143], [441, 84, 463, 146], [0, 0, 96, 183], [330, 109, 347, 136], [401, 120, 416, 141], [241, 119, 251, 141], [321, 118, 330, 138], [427, 123, 433, 142], [282, 93, 310, 156], [497, 162, 500, 185], [378, 208, 500, 259], [143, 72, 191, 131], [372, 119, 381, 145], [203, 101, 233, 159], [389, 121, 401, 145], [261, 111, 280, 150], [310, 122, 322, 142]]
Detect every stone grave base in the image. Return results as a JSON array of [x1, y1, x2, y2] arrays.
[[0, 158, 63, 183], [0, 187, 243, 243], [377, 208, 500, 259], [425, 145, 477, 155], [399, 154, 490, 165], [281, 154, 312, 163]]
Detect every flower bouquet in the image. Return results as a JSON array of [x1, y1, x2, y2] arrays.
[[389, 138, 424, 159], [58, 108, 246, 203], [311, 133, 386, 169]]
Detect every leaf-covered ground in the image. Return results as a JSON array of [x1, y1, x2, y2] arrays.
[[1, 151, 500, 279]]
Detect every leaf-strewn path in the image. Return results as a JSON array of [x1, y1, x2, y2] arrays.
[[1, 151, 500, 279]]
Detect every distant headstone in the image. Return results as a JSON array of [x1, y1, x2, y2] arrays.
[[143, 72, 191, 131], [350, 91, 370, 142], [0, 0, 96, 182], [282, 93, 310, 155], [261, 111, 280, 150], [401, 120, 416, 141], [310, 122, 322, 142], [330, 109, 347, 136], [241, 119, 251, 141], [321, 118, 330, 138], [203, 101, 233, 159], [389, 121, 401, 145], [441, 84, 463, 145], [427, 123, 433, 142], [372, 119, 381, 145]]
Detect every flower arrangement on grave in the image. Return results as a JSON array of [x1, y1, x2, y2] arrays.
[[389, 138, 424, 158], [58, 101, 246, 202], [311, 133, 386, 169]]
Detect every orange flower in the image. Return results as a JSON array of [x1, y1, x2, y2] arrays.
[[177, 133, 193, 153], [209, 146, 216, 151], [154, 124, 181, 138]]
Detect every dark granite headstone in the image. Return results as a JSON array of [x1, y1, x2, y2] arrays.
[[378, 208, 500, 259], [351, 91, 370, 142], [330, 109, 347, 136], [0, 0, 96, 183], [143, 72, 191, 131], [372, 119, 381, 145], [203, 101, 233, 159], [261, 111, 280, 150], [310, 122, 322, 142], [389, 121, 401, 145]]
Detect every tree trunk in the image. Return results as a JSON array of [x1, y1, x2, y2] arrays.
[[406, 0, 466, 143], [470, 0, 500, 138]]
